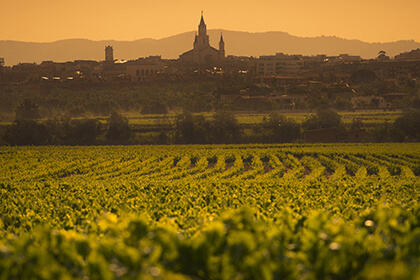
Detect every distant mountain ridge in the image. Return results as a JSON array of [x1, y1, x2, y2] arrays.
[[1, 30, 419, 66]]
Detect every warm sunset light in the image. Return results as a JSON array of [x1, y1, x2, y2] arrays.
[[1, 0, 420, 279], [1, 0, 419, 43]]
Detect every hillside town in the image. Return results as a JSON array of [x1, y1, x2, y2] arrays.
[[1, 13, 420, 114]]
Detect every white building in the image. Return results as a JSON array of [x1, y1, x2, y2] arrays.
[[256, 53, 304, 76]]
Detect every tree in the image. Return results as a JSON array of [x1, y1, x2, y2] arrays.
[[377, 50, 390, 60], [96, 100, 118, 116], [141, 101, 168, 115], [334, 97, 354, 111], [175, 112, 210, 144], [106, 111, 132, 143], [175, 112, 195, 144], [393, 110, 420, 140], [211, 111, 241, 143], [3, 120, 48, 145], [263, 113, 301, 143], [15, 99, 40, 120], [70, 118, 102, 145], [304, 109, 342, 130]]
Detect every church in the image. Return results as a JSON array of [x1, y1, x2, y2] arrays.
[[179, 13, 225, 67]]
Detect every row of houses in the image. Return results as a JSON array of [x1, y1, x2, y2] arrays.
[[256, 51, 420, 81], [1, 47, 420, 85]]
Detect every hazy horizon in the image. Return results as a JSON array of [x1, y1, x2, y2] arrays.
[[2, 28, 419, 45], [2, 0, 419, 43]]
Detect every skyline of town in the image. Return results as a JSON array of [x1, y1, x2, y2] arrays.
[[1, 12, 420, 86]]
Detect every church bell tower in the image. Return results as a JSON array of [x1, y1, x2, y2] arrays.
[[105, 46, 114, 62], [219, 33, 225, 58], [194, 11, 210, 50]]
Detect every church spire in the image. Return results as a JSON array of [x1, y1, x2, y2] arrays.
[[198, 11, 207, 37], [219, 32, 225, 58], [200, 10, 205, 25]]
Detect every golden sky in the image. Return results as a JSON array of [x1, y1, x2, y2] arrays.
[[2, 0, 419, 43]]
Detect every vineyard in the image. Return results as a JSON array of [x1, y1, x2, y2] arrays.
[[119, 110, 404, 126], [1, 144, 419, 279]]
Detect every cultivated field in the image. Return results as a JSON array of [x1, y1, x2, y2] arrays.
[[125, 110, 404, 126], [0, 144, 419, 279]]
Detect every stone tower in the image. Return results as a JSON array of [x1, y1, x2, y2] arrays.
[[105, 46, 114, 62]]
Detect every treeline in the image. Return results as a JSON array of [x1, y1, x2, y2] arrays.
[[173, 109, 420, 144], [0, 79, 238, 121], [1, 110, 300, 145], [1, 99, 419, 145], [2, 112, 131, 146]]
